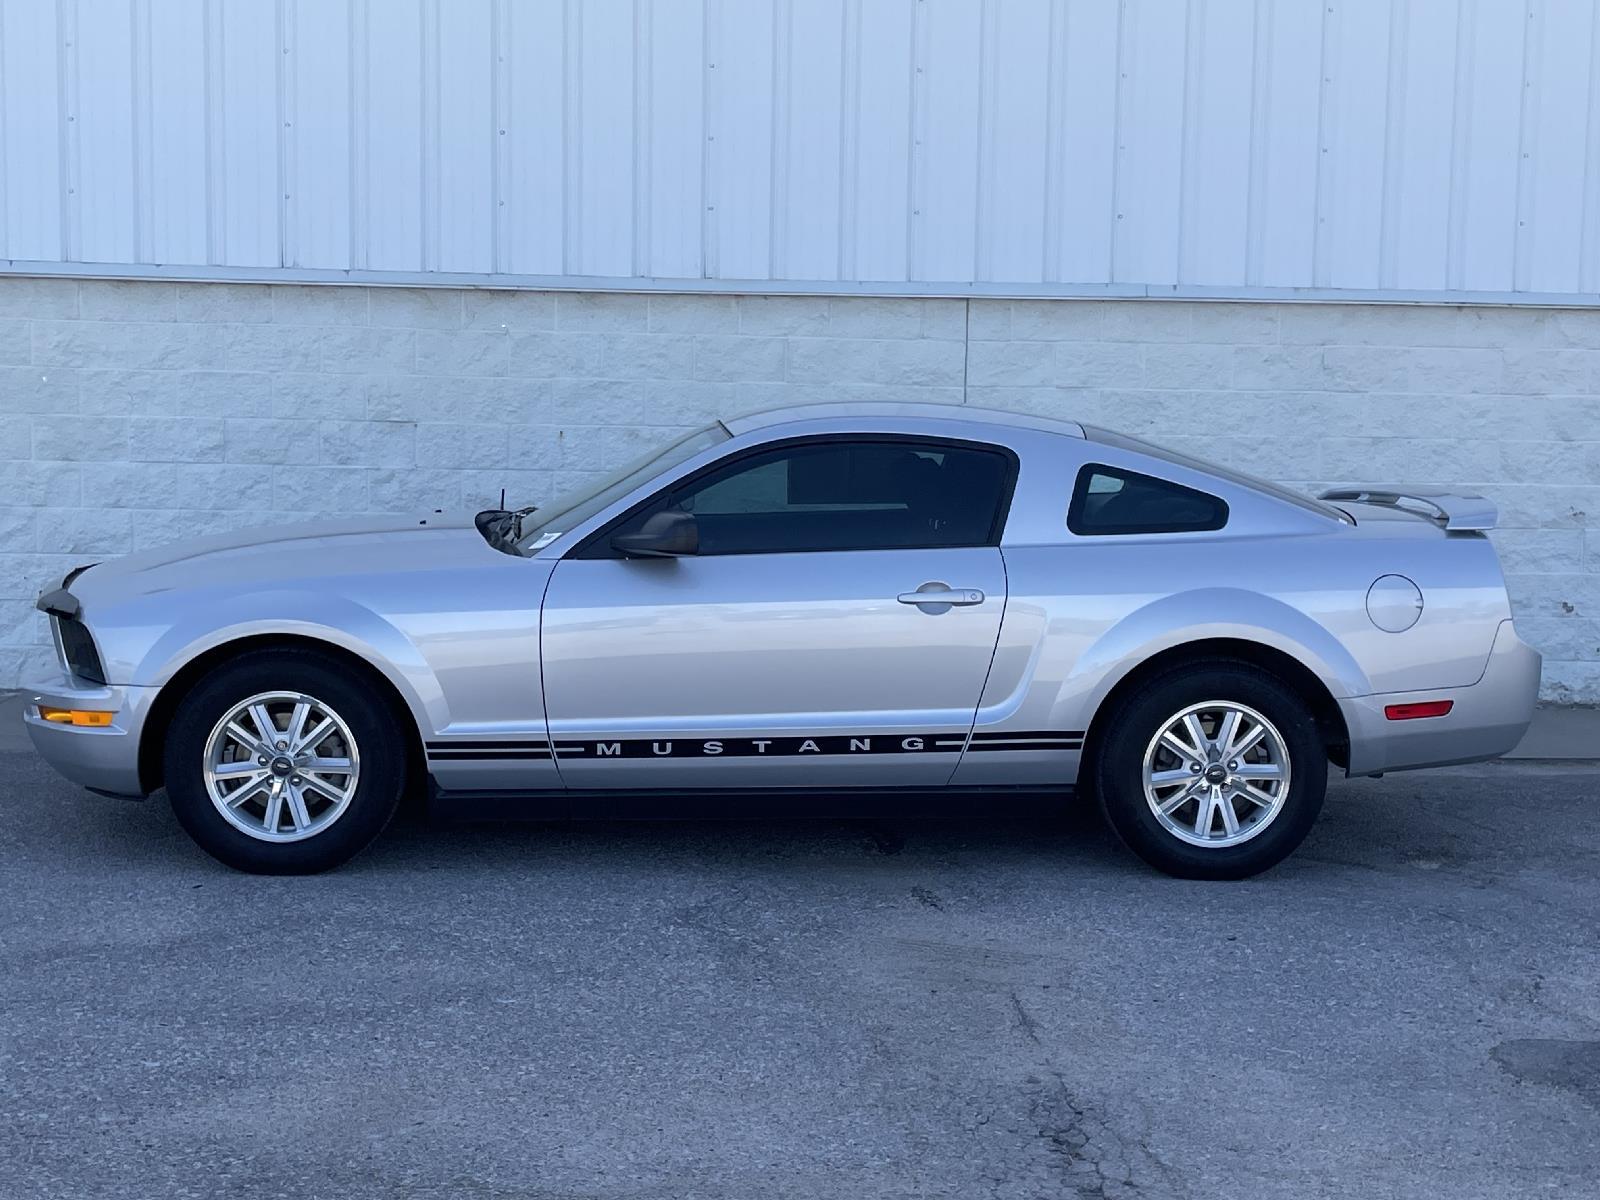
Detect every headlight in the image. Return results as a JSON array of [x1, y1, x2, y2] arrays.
[[53, 616, 106, 685]]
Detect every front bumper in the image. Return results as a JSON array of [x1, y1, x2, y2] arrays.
[[1340, 619, 1542, 776], [22, 672, 158, 797]]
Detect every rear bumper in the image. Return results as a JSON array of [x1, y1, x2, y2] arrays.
[[22, 672, 157, 798], [1340, 619, 1541, 776]]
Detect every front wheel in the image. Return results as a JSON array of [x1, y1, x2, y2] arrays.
[[163, 649, 407, 874], [1093, 663, 1327, 879]]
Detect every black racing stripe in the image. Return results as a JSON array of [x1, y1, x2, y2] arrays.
[[966, 740, 1082, 752], [427, 749, 552, 760], [425, 753, 553, 760], [969, 737, 1083, 745], [428, 733, 1082, 760], [969, 729, 1085, 742], [425, 740, 549, 750]]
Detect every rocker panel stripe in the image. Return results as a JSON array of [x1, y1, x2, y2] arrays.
[[425, 731, 1084, 760]]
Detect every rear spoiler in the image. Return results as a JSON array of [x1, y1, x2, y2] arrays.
[[1317, 487, 1497, 532]]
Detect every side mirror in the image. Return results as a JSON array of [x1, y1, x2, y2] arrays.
[[611, 508, 699, 558]]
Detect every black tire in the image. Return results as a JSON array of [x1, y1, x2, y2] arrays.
[[1093, 661, 1327, 880], [163, 648, 408, 874]]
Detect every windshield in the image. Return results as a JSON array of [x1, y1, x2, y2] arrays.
[[1081, 425, 1350, 523], [516, 424, 731, 552]]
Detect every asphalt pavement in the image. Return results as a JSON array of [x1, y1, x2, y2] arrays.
[[2, 725, 1597, 1198]]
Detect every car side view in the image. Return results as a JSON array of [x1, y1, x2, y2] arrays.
[[25, 403, 1541, 878]]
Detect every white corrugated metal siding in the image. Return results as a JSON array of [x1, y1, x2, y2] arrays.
[[3, 0, 1599, 300]]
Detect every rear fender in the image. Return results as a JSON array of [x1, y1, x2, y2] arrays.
[[1055, 587, 1370, 732]]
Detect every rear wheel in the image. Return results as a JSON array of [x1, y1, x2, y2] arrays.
[[163, 649, 407, 873], [1093, 662, 1327, 879]]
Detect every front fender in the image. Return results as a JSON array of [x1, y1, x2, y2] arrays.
[[132, 589, 441, 734], [1054, 587, 1372, 733]]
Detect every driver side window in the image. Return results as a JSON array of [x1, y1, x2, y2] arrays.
[[589, 437, 1015, 557]]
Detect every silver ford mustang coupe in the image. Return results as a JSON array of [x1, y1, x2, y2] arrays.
[[25, 403, 1539, 879]]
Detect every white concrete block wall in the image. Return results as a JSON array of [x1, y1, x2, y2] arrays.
[[968, 300, 1600, 703], [1, 278, 1596, 702]]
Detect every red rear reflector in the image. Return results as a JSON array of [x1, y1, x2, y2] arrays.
[[1385, 700, 1454, 721]]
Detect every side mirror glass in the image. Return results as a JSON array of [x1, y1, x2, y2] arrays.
[[611, 508, 699, 558]]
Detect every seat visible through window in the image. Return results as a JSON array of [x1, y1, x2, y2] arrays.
[[596, 437, 1015, 556]]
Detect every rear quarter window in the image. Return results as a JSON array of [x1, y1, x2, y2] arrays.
[[1067, 464, 1228, 536]]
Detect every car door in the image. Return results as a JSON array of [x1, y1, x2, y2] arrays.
[[539, 435, 1016, 789]]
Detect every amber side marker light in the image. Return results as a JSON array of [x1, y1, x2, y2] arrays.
[[37, 706, 114, 727], [1384, 700, 1454, 721]]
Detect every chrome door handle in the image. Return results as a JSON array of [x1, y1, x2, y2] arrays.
[[896, 583, 985, 607]]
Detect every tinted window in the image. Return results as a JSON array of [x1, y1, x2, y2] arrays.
[[598, 438, 1014, 556], [1067, 464, 1227, 535], [517, 424, 729, 551], [1081, 425, 1345, 523]]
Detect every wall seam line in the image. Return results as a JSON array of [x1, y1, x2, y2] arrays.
[[1578, 2, 1600, 291], [1310, 0, 1335, 288], [1243, 0, 1269, 286], [835, 0, 858, 282], [275, 0, 292, 269], [1040, 0, 1067, 284], [1512, 1, 1539, 293], [59, 0, 80, 263], [1175, 0, 1199, 284], [1107, 0, 1127, 283], [1377, 0, 1407, 289], [1445, 0, 1475, 292], [0, 5, 8, 260]]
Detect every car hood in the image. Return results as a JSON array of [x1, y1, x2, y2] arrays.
[[62, 511, 498, 611]]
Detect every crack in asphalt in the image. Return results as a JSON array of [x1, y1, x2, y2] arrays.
[[1009, 989, 1042, 1045], [1006, 992, 1184, 1200]]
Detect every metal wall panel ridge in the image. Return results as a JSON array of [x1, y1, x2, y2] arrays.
[[0, 0, 1594, 303]]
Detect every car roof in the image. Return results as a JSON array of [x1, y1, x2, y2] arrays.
[[722, 401, 1086, 439]]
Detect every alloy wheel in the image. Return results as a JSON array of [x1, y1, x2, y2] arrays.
[[202, 691, 361, 843], [1141, 700, 1291, 849]]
